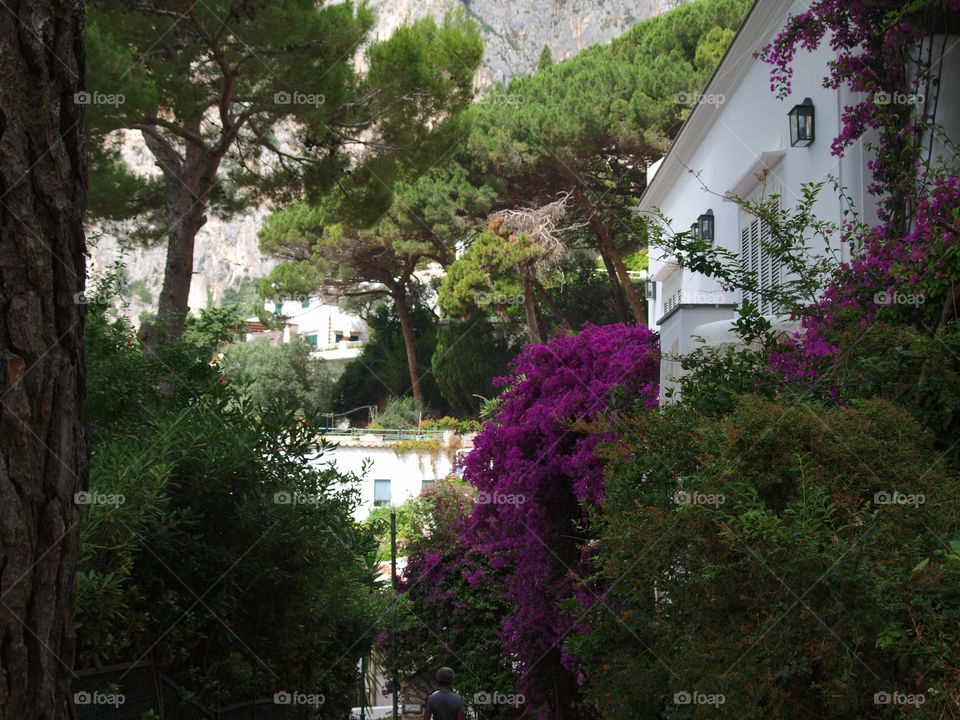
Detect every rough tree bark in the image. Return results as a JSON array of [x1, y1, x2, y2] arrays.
[[572, 187, 647, 326], [0, 2, 88, 719], [532, 277, 572, 335], [598, 247, 629, 321], [390, 285, 426, 406], [141, 119, 222, 344], [521, 270, 544, 344]]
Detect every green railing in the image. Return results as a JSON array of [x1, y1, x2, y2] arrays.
[[316, 427, 447, 442]]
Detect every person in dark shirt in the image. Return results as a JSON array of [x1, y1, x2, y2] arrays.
[[423, 667, 466, 720]]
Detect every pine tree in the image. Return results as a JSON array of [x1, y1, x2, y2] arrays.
[[84, 3, 482, 343]]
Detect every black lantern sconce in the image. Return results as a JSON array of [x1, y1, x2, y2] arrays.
[[689, 222, 700, 240], [697, 209, 714, 243], [788, 97, 815, 147]]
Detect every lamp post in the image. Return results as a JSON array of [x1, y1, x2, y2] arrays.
[[788, 97, 815, 147], [391, 509, 399, 720]]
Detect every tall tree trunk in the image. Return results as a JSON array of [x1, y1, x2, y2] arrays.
[[0, 2, 88, 718], [392, 288, 425, 406], [572, 187, 647, 326], [532, 278, 572, 335], [143, 121, 220, 343], [522, 270, 543, 344], [598, 244, 628, 321]]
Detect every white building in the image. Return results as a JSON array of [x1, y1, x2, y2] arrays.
[[310, 429, 474, 520], [638, 0, 960, 402], [244, 294, 368, 360]]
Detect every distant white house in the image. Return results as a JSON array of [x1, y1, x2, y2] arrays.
[[310, 429, 474, 521], [639, 0, 960, 402], [244, 294, 369, 361]]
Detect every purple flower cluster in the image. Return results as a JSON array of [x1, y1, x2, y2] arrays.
[[768, 171, 959, 390], [459, 324, 658, 707], [757, 0, 960, 209]]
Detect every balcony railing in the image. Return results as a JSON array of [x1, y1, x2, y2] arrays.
[[316, 427, 448, 442]]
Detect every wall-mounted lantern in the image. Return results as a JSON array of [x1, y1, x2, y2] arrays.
[[689, 222, 700, 240], [788, 97, 815, 147], [697, 209, 714, 243]]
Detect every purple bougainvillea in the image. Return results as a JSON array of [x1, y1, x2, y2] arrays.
[[459, 323, 658, 714], [759, 2, 960, 394]]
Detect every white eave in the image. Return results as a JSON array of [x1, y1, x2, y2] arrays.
[[651, 257, 681, 282], [636, 0, 795, 215]]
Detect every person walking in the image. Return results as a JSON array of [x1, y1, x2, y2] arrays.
[[423, 667, 466, 720]]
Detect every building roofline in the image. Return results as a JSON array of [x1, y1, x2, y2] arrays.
[[637, 0, 795, 214]]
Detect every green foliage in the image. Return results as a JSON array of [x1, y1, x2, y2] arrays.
[[431, 318, 522, 418], [80, 302, 378, 715], [373, 396, 424, 429], [437, 224, 540, 318], [182, 304, 246, 356], [365, 497, 420, 556], [221, 338, 334, 414], [420, 416, 481, 434], [467, 0, 749, 182], [331, 303, 448, 413], [576, 397, 960, 719], [221, 276, 266, 319], [386, 480, 520, 718], [537, 45, 554, 73]]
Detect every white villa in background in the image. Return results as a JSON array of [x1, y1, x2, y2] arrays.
[[639, 0, 960, 403], [244, 294, 369, 361], [310, 429, 473, 521]]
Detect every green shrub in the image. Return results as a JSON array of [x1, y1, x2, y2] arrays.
[[80, 304, 380, 715], [573, 396, 960, 719], [221, 337, 334, 414]]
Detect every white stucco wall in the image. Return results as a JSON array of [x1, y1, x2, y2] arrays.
[[638, 0, 881, 401], [309, 435, 471, 520], [640, 0, 960, 404]]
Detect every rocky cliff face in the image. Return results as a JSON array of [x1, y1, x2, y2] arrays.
[[91, 0, 685, 321], [366, 0, 681, 84]]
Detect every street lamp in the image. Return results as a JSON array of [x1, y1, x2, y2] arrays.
[[788, 97, 815, 147]]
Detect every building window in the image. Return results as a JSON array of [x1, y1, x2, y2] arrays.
[[740, 212, 781, 315], [374, 479, 391, 507], [421, 479, 435, 491]]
